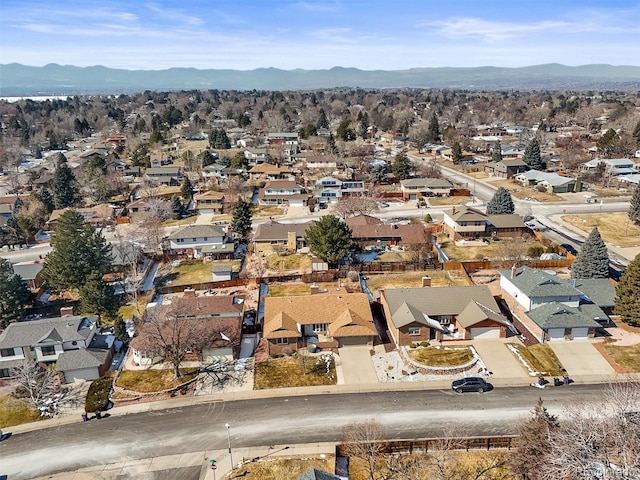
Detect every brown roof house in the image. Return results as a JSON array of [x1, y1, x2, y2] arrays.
[[258, 180, 309, 207], [442, 206, 526, 240], [263, 290, 376, 356], [484, 159, 529, 179], [130, 295, 243, 367], [380, 285, 514, 345], [252, 220, 315, 255], [346, 215, 431, 249], [194, 190, 226, 215]]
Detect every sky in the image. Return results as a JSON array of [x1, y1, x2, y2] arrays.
[[1, 0, 640, 71]]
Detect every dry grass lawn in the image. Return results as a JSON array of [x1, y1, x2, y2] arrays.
[[232, 456, 335, 480], [428, 196, 472, 206], [601, 344, 640, 372], [438, 234, 543, 262], [376, 251, 415, 262], [407, 346, 474, 367], [268, 283, 313, 296], [561, 212, 640, 247], [488, 179, 561, 202], [508, 343, 566, 376], [365, 271, 467, 291], [254, 356, 337, 389], [169, 260, 215, 285], [116, 369, 199, 393], [0, 395, 40, 427], [266, 254, 312, 271], [162, 216, 198, 227], [119, 292, 154, 321], [255, 206, 286, 217]]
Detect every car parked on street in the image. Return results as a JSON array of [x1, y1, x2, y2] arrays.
[[451, 377, 489, 393]]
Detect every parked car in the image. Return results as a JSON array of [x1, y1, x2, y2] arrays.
[[451, 377, 488, 393]]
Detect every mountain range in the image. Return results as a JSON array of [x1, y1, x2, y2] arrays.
[[1, 63, 640, 96]]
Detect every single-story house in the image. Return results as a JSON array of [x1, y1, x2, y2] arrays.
[[263, 290, 376, 355], [248, 163, 293, 181], [252, 220, 314, 255], [345, 215, 431, 249], [11, 262, 44, 290], [399, 178, 453, 200], [580, 158, 637, 176], [514, 170, 579, 193], [442, 206, 527, 239], [47, 205, 115, 230], [144, 166, 182, 185], [380, 285, 512, 344]]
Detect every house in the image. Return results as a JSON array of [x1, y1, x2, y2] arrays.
[[399, 178, 453, 200], [379, 285, 512, 344], [514, 170, 579, 193], [304, 155, 339, 170], [252, 220, 314, 255], [164, 224, 233, 259], [144, 166, 182, 185], [194, 191, 226, 215], [499, 267, 603, 342], [266, 132, 299, 145], [201, 164, 228, 183], [442, 206, 526, 239], [580, 158, 637, 176], [258, 180, 309, 207], [0, 313, 114, 383], [244, 148, 270, 164], [47, 205, 115, 230], [248, 163, 293, 181], [11, 262, 44, 290], [263, 290, 376, 355], [130, 295, 243, 366], [346, 215, 431, 249], [484, 159, 529, 179], [295, 469, 341, 480], [314, 176, 366, 204]]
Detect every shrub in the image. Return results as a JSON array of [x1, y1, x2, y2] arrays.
[[527, 245, 544, 258], [347, 271, 360, 282], [420, 341, 429, 347], [410, 342, 418, 349], [85, 375, 113, 413]]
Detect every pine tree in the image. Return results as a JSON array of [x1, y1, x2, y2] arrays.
[[492, 140, 503, 162], [316, 108, 329, 129], [114, 317, 130, 343], [51, 160, 80, 209], [570, 227, 610, 279], [0, 258, 32, 326], [486, 187, 515, 214], [629, 185, 640, 224], [358, 112, 369, 138], [170, 196, 184, 220], [523, 138, 543, 170], [392, 150, 412, 180], [231, 200, 253, 239], [428, 113, 440, 142], [614, 253, 640, 324], [42, 210, 113, 292], [79, 270, 119, 323], [633, 120, 640, 147], [304, 215, 353, 267], [180, 177, 194, 201], [451, 142, 463, 164], [35, 187, 54, 213]]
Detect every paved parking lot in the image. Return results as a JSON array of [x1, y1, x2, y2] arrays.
[[548, 341, 615, 377]]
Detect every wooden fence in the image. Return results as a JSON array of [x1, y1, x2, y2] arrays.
[[336, 436, 518, 456], [156, 278, 259, 294]]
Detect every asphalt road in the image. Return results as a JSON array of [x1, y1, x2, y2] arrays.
[[0, 385, 605, 479]]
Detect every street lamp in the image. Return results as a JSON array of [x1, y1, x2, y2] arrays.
[[225, 422, 234, 470]]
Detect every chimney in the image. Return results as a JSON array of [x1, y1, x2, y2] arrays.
[[452, 207, 456, 215], [60, 306, 74, 317], [183, 288, 196, 298], [310, 283, 320, 295], [422, 276, 432, 287], [511, 265, 517, 278]]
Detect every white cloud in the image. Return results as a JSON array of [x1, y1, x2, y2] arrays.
[[431, 17, 574, 42]]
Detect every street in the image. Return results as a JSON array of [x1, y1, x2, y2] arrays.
[[0, 385, 608, 479]]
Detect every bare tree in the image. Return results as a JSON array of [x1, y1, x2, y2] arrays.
[[332, 194, 379, 219], [11, 360, 61, 409], [495, 238, 530, 269], [134, 197, 170, 252], [341, 421, 387, 480], [417, 158, 442, 179]]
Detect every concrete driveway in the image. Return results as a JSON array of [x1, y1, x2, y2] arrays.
[[338, 345, 379, 384], [472, 340, 529, 379], [548, 341, 615, 377]]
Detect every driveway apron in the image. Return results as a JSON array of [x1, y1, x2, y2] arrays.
[[338, 345, 379, 384], [472, 340, 529, 379], [548, 341, 615, 377]]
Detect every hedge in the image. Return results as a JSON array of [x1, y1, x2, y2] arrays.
[[85, 376, 113, 413]]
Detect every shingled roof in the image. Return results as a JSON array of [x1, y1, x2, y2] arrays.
[[167, 224, 226, 240], [0, 316, 97, 349], [500, 266, 580, 298], [526, 302, 601, 329]]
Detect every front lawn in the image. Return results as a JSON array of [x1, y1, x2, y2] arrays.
[[116, 368, 199, 393], [561, 212, 640, 248], [427, 196, 472, 206], [601, 343, 640, 372], [407, 346, 474, 367], [232, 456, 335, 480], [254, 355, 336, 389], [0, 395, 40, 427], [507, 343, 565, 376]]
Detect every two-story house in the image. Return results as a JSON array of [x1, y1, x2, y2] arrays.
[[194, 191, 226, 215], [248, 163, 293, 181], [313, 176, 366, 205], [252, 220, 314, 255], [266, 132, 299, 145], [399, 178, 453, 200], [164, 224, 234, 259], [0, 313, 114, 383], [484, 159, 529, 179], [144, 166, 182, 185], [442, 206, 527, 240], [258, 180, 309, 207]]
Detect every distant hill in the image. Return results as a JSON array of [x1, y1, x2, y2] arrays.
[[1, 63, 640, 96]]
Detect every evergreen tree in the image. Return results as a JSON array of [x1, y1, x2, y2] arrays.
[[114, 316, 130, 343], [629, 184, 640, 224], [326, 133, 337, 154], [368, 164, 387, 183], [2, 217, 26, 247], [316, 108, 329, 129], [304, 215, 353, 267], [633, 120, 640, 147], [0, 258, 32, 326], [35, 186, 54, 213], [231, 200, 253, 239], [427, 113, 440, 142], [170, 196, 184, 220], [198, 150, 217, 167], [230, 151, 249, 170], [336, 119, 356, 141], [596, 128, 618, 155], [180, 177, 194, 201], [451, 141, 463, 164], [209, 129, 231, 149], [392, 149, 412, 180], [79, 270, 119, 323], [523, 138, 543, 170], [42, 210, 112, 292], [486, 187, 515, 214], [358, 112, 369, 138], [614, 253, 640, 324], [51, 160, 80, 209], [492, 140, 503, 162], [570, 227, 610, 279]]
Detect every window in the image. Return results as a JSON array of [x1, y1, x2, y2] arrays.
[[408, 327, 420, 336], [312, 324, 327, 333], [0, 348, 14, 357], [203, 237, 208, 241], [276, 338, 288, 344], [0, 368, 12, 378], [41, 345, 56, 356]]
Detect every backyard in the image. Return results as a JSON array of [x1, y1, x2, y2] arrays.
[[487, 178, 562, 202], [157, 259, 242, 287], [561, 212, 640, 248], [365, 271, 468, 291], [254, 355, 337, 389], [437, 234, 545, 262], [265, 254, 312, 272]]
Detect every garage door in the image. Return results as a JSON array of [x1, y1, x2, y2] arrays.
[[571, 327, 589, 340], [548, 328, 566, 341], [470, 327, 500, 339], [339, 336, 371, 347]]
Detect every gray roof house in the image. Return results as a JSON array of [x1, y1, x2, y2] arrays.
[[165, 224, 232, 259], [0, 315, 113, 382], [514, 170, 578, 193], [499, 267, 604, 342]]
